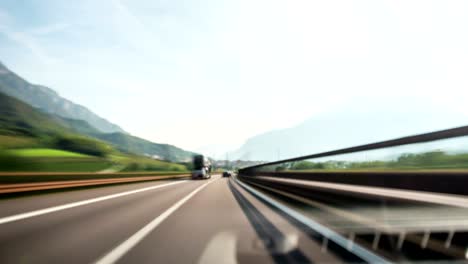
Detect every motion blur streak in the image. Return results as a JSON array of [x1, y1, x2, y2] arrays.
[[197, 231, 237, 264], [0, 180, 187, 225], [235, 178, 391, 264], [255, 176, 468, 208], [95, 179, 214, 264]]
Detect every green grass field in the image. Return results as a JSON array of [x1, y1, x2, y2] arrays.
[[0, 147, 188, 173], [110, 155, 188, 172], [0, 148, 111, 172], [32, 159, 114, 172], [8, 148, 91, 158]]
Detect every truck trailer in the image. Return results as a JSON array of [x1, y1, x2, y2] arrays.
[[192, 155, 212, 180]]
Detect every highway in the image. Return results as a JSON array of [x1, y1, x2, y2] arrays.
[[0, 175, 337, 264], [0, 175, 466, 263]]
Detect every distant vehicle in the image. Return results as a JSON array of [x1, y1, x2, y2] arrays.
[[222, 171, 232, 177], [192, 155, 212, 180]]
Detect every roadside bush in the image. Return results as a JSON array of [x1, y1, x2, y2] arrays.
[[54, 136, 112, 157], [121, 160, 188, 172], [0, 149, 38, 171], [275, 166, 287, 172]]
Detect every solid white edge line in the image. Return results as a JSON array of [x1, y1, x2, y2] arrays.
[[0, 180, 188, 225], [95, 180, 214, 264], [235, 178, 391, 264]]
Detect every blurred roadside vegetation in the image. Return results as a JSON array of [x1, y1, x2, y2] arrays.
[[284, 150, 468, 172], [0, 134, 189, 173], [0, 139, 189, 173], [0, 134, 117, 172], [0, 131, 189, 173], [110, 154, 187, 172]]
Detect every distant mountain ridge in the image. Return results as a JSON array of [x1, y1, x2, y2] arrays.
[[0, 61, 124, 133], [54, 116, 195, 161], [93, 133, 195, 162], [0, 91, 74, 138], [230, 100, 468, 161], [0, 61, 196, 162]]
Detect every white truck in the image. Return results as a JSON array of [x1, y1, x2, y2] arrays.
[[192, 155, 212, 180]]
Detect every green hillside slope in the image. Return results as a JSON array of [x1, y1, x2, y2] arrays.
[[56, 115, 195, 162], [0, 61, 196, 162], [95, 133, 195, 162], [0, 61, 125, 133], [0, 92, 189, 172], [0, 91, 69, 138]]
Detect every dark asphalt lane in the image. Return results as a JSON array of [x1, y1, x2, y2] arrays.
[[117, 177, 341, 264], [0, 179, 205, 263], [0, 175, 368, 264], [0, 178, 189, 218]]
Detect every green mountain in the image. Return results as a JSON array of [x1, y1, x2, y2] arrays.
[[56, 117, 195, 161], [93, 133, 195, 162], [0, 91, 70, 138], [0, 61, 124, 133], [0, 91, 113, 156], [0, 91, 196, 162], [55, 116, 102, 136], [49, 106, 195, 161], [0, 61, 197, 161], [0, 90, 195, 161], [0, 92, 190, 172]]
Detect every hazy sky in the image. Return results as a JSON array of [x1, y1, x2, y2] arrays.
[[0, 0, 467, 153]]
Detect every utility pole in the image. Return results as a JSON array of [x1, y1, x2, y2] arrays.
[[226, 152, 229, 169]]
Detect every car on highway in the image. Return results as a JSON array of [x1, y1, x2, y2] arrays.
[[222, 170, 232, 177]]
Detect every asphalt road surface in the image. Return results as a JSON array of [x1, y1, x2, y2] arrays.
[[0, 175, 465, 263], [0, 175, 347, 264]]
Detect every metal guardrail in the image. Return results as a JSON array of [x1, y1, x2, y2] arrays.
[[239, 170, 468, 196], [236, 125, 468, 262], [0, 175, 189, 194], [237, 175, 468, 261], [238, 125, 468, 195], [239, 124, 468, 173]]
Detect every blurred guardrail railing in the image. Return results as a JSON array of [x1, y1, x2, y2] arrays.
[[238, 125, 468, 195]]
